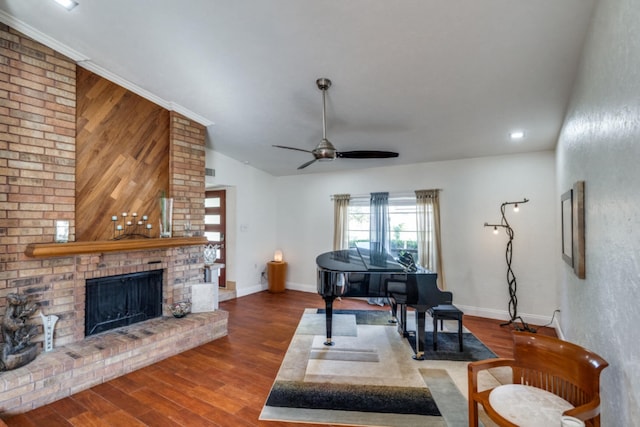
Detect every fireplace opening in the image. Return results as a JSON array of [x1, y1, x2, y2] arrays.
[[85, 270, 163, 336]]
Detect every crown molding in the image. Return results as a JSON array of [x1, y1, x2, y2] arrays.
[[0, 10, 214, 127], [0, 10, 89, 61], [78, 62, 214, 127], [168, 102, 214, 127]]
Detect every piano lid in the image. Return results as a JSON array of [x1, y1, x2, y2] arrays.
[[316, 247, 406, 273]]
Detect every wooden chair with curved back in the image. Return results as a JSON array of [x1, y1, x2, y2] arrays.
[[468, 331, 608, 427]]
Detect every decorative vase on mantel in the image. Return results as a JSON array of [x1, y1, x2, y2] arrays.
[[159, 197, 174, 238]]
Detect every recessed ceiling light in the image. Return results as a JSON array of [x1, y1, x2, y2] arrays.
[[510, 131, 525, 140], [54, 0, 79, 11]]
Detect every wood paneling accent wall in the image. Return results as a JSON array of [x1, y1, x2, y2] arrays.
[[76, 67, 170, 241]]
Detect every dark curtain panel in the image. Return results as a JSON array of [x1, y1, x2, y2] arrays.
[[369, 192, 389, 267]]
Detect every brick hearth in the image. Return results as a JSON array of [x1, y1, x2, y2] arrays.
[[0, 310, 227, 417]]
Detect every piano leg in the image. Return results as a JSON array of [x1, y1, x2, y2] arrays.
[[388, 296, 409, 336], [412, 309, 426, 360], [388, 298, 399, 324], [323, 297, 335, 346], [400, 304, 408, 337]]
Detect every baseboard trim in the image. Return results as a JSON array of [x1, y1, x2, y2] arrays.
[[238, 283, 563, 337]]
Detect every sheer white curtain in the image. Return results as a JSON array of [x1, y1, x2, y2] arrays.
[[415, 189, 446, 289], [332, 194, 351, 296], [332, 194, 350, 250]]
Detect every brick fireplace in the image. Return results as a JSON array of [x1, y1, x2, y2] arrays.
[[0, 24, 228, 416], [0, 246, 228, 417]]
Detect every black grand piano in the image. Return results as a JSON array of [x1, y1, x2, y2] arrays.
[[316, 247, 449, 360]]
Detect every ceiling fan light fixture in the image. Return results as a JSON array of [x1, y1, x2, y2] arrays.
[[313, 138, 337, 160]]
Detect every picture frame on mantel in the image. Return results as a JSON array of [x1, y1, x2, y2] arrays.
[[561, 181, 585, 279]]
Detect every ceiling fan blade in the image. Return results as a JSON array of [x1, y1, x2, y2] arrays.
[[297, 159, 318, 170], [273, 145, 313, 154], [337, 150, 399, 159]]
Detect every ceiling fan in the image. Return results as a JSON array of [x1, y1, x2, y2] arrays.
[[274, 78, 399, 170]]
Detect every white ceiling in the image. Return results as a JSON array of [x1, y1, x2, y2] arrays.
[[0, 0, 596, 176]]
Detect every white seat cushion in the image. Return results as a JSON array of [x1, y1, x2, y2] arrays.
[[488, 384, 574, 427]]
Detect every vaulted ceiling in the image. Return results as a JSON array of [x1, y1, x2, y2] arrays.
[[0, 0, 596, 176]]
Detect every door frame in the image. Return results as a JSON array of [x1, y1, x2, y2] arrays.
[[205, 189, 226, 287]]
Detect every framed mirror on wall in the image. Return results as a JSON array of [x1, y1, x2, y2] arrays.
[[561, 189, 573, 266], [561, 181, 585, 279]]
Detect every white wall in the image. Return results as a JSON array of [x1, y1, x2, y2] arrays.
[[274, 151, 557, 324], [205, 150, 278, 296], [555, 0, 640, 423]]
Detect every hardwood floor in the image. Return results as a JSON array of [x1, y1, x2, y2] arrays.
[[3, 291, 555, 426]]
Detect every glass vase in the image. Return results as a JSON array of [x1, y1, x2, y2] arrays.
[[159, 197, 173, 238]]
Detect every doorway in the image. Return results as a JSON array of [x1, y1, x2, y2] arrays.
[[204, 190, 226, 287]]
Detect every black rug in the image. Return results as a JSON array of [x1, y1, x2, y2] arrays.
[[406, 332, 497, 361], [266, 380, 440, 416]]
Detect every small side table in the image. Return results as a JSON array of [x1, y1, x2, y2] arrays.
[[204, 263, 224, 287], [267, 261, 287, 293], [428, 304, 464, 351]]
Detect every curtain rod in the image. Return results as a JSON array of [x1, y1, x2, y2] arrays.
[[330, 189, 442, 200]]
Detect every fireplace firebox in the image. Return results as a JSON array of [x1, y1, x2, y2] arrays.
[[85, 270, 163, 336]]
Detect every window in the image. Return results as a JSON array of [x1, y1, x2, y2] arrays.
[[204, 194, 222, 242], [204, 190, 225, 260], [347, 196, 426, 258]]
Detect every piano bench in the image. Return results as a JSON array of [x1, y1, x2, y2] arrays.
[[428, 304, 463, 352]]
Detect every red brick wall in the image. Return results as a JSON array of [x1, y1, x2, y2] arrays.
[[169, 112, 207, 303], [0, 24, 77, 321], [0, 24, 207, 347], [170, 112, 206, 235]]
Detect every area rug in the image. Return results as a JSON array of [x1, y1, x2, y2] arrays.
[[260, 309, 501, 427]]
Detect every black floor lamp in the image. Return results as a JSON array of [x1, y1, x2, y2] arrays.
[[484, 198, 536, 332]]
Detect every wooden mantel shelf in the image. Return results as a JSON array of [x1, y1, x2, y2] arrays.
[[25, 236, 209, 258]]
